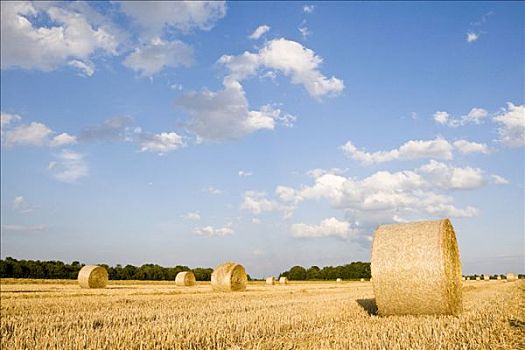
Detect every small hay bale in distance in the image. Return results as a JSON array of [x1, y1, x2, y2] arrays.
[[211, 262, 247, 292], [506, 273, 517, 281], [475, 276, 481, 281], [360, 278, 365, 282], [336, 278, 342, 283], [371, 218, 462, 316], [483, 274, 490, 281], [279, 277, 288, 285], [78, 265, 108, 289], [266, 277, 275, 285], [176, 271, 196, 286], [497, 275, 502, 280]]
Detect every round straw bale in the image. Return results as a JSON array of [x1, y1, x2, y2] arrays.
[[336, 278, 342, 283], [279, 277, 288, 285], [497, 275, 502, 280], [211, 262, 247, 292], [483, 274, 490, 281], [371, 218, 462, 316], [176, 271, 196, 286], [475, 276, 481, 281], [506, 273, 517, 281], [360, 278, 365, 282], [78, 265, 108, 289], [266, 277, 275, 285]]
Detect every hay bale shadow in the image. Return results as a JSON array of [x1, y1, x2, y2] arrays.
[[357, 298, 378, 316]]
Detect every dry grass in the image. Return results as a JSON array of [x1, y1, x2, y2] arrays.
[[1, 279, 523, 350]]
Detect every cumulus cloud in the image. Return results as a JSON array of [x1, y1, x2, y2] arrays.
[[1, 116, 76, 148], [249, 25, 270, 40], [291, 217, 356, 239], [50, 133, 78, 147], [303, 5, 315, 13], [341, 137, 454, 165], [183, 211, 201, 221], [466, 32, 479, 43], [219, 38, 344, 98], [241, 191, 278, 215], [453, 140, 489, 154], [123, 38, 193, 77], [1, 112, 22, 128], [177, 79, 295, 141], [48, 150, 88, 183], [1, 2, 118, 74], [238, 170, 253, 177], [433, 108, 488, 127], [118, 1, 226, 37], [493, 103, 525, 147], [193, 223, 233, 237], [139, 132, 184, 155], [417, 160, 484, 190], [491, 174, 509, 185], [79, 116, 136, 143]]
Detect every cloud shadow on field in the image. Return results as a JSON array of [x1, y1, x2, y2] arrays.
[[357, 298, 378, 316]]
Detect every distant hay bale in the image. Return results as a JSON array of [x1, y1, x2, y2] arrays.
[[461, 277, 465, 281], [279, 277, 288, 285], [506, 273, 517, 281], [78, 265, 108, 289], [483, 274, 490, 281], [211, 262, 247, 292], [475, 276, 481, 281], [266, 277, 275, 285], [176, 271, 196, 286], [371, 218, 462, 316], [466, 277, 471, 281], [336, 278, 342, 283], [497, 275, 502, 280], [360, 278, 365, 282]]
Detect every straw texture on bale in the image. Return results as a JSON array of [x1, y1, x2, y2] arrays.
[[211, 262, 247, 292], [336, 278, 342, 283], [371, 218, 462, 316], [476, 276, 481, 281], [279, 277, 288, 285], [78, 265, 108, 289], [483, 275, 490, 281], [175, 271, 196, 286], [506, 273, 517, 281], [266, 277, 275, 285]]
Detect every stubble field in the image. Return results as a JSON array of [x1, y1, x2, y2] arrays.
[[1, 279, 524, 350]]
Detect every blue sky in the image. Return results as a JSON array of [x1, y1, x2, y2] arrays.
[[1, 1, 524, 278]]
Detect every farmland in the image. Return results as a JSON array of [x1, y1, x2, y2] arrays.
[[1, 279, 523, 350]]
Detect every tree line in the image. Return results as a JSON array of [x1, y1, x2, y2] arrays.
[[279, 262, 371, 280], [0, 257, 214, 281]]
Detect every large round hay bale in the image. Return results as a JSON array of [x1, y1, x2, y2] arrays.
[[211, 262, 247, 292], [266, 277, 275, 285], [371, 218, 462, 316], [176, 271, 196, 286], [279, 277, 288, 285], [78, 265, 108, 289]]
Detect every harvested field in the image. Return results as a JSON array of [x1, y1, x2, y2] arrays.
[[1, 279, 523, 350]]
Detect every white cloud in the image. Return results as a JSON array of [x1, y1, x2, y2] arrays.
[[252, 218, 262, 225], [467, 32, 479, 43], [193, 223, 233, 237], [303, 5, 315, 14], [68, 59, 95, 76], [1, 224, 47, 233], [119, 1, 226, 37], [306, 168, 347, 178], [417, 160, 484, 190], [139, 132, 184, 155], [48, 150, 88, 183], [241, 191, 277, 215], [177, 79, 295, 141], [238, 170, 253, 177], [50, 133, 77, 147], [123, 38, 193, 77], [433, 108, 488, 127], [341, 137, 453, 165], [3, 122, 53, 147], [1, 2, 118, 74], [0, 112, 22, 128], [183, 212, 201, 221], [298, 26, 311, 39], [291, 217, 356, 239], [493, 103, 525, 147], [491, 174, 509, 185], [249, 25, 270, 40], [453, 140, 489, 154], [13, 196, 33, 213], [79, 116, 135, 142], [219, 38, 344, 98]]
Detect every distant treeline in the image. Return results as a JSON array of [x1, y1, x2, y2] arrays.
[[0, 257, 215, 281], [279, 262, 371, 280]]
